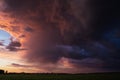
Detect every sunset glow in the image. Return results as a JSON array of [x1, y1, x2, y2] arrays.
[[0, 0, 120, 73]]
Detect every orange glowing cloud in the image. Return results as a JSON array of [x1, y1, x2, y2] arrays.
[[0, 0, 119, 73]]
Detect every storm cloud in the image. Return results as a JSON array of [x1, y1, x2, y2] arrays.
[[1, 0, 120, 73]]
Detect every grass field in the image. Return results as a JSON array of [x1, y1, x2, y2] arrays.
[[0, 73, 120, 80]]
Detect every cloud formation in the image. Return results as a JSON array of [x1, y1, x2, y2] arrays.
[[11, 63, 32, 68], [0, 42, 4, 46], [0, 0, 120, 73]]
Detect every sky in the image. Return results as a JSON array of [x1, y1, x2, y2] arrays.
[[0, 0, 120, 73], [0, 30, 11, 45]]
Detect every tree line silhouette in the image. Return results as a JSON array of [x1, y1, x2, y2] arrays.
[[0, 69, 4, 74]]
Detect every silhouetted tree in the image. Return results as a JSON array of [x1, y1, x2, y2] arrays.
[[0, 69, 4, 74], [5, 70, 8, 74]]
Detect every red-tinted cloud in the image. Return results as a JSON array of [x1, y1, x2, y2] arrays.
[[1, 0, 120, 73]]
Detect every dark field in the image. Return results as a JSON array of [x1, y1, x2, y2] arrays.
[[0, 73, 120, 80]]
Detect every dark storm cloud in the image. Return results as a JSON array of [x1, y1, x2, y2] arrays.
[[6, 40, 21, 51], [88, 0, 120, 39], [11, 63, 32, 68], [0, 42, 4, 46], [24, 27, 34, 32], [5, 39, 26, 51], [4, 0, 120, 72], [25, 45, 88, 64], [8, 40, 21, 47]]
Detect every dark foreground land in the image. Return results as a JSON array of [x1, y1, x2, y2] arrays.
[[0, 73, 120, 80]]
